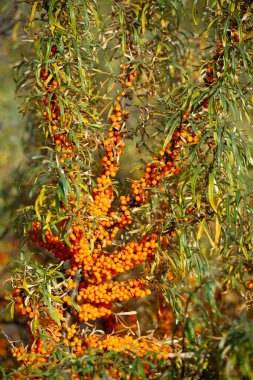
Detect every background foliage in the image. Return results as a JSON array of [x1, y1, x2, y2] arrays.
[[0, 0, 253, 379]]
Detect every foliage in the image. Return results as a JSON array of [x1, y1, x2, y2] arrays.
[[1, 0, 253, 379]]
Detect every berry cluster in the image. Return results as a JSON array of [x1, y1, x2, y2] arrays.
[[88, 67, 137, 236], [12, 312, 62, 366], [85, 334, 171, 359], [77, 279, 150, 304], [130, 117, 201, 205]]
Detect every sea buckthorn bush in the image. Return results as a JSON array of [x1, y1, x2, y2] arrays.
[[2, 0, 253, 379]]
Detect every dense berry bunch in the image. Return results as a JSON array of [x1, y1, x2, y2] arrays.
[[12, 312, 63, 366], [85, 334, 171, 359]]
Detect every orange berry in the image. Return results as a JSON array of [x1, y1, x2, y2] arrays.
[[124, 81, 132, 88]]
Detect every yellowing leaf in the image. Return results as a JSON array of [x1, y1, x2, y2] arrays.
[[208, 173, 218, 213], [204, 225, 219, 252], [12, 21, 20, 42], [34, 186, 46, 220], [23, 278, 29, 293], [215, 216, 221, 245], [29, 1, 38, 26], [197, 218, 206, 241], [45, 211, 52, 225], [51, 22, 65, 31], [44, 73, 53, 86], [88, 4, 100, 27]]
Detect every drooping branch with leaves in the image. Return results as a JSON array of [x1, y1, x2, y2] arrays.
[[2, 0, 253, 379]]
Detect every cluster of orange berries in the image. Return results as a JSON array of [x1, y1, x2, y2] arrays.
[[30, 224, 159, 283], [88, 66, 137, 240], [85, 334, 171, 359], [129, 120, 201, 205], [30, 220, 76, 262], [73, 279, 151, 322], [12, 316, 62, 367], [78, 303, 112, 322], [11, 319, 171, 370], [77, 279, 150, 304], [31, 219, 157, 321], [62, 295, 113, 321], [15, 297, 36, 319], [83, 235, 159, 284], [12, 287, 39, 319], [12, 341, 51, 367]]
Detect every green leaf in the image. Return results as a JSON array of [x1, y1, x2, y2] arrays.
[[191, 165, 203, 197], [192, 0, 199, 26], [67, 0, 77, 36], [185, 317, 196, 345], [41, 286, 61, 327], [163, 117, 180, 149], [141, 3, 149, 35], [208, 172, 218, 213], [58, 175, 71, 203]]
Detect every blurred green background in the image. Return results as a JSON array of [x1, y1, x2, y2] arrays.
[[0, 0, 30, 366]]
